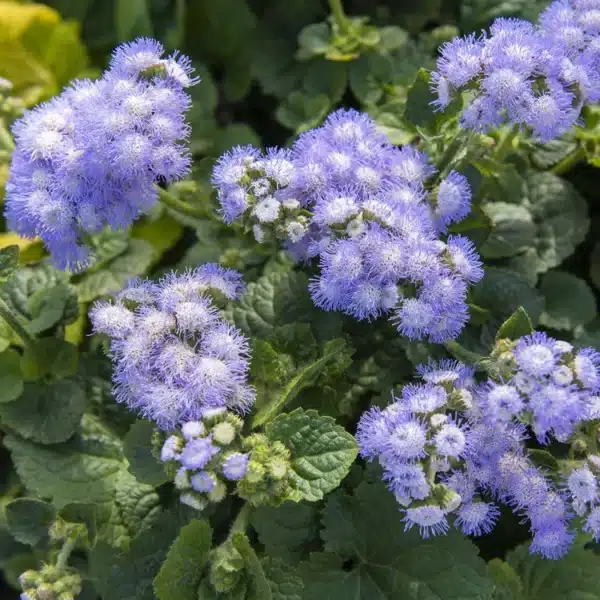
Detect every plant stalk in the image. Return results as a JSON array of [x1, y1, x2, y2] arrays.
[[55, 535, 78, 571], [228, 503, 254, 540], [328, 0, 350, 33], [156, 186, 206, 219]]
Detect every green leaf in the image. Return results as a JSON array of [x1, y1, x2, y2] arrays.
[[528, 449, 560, 473], [472, 267, 544, 325], [252, 502, 320, 563], [300, 481, 492, 599], [5, 498, 56, 546], [539, 271, 597, 331], [480, 203, 536, 259], [75, 238, 155, 303], [153, 520, 212, 600], [1, 263, 78, 331], [276, 91, 330, 133], [0, 378, 85, 445], [20, 338, 79, 381], [90, 508, 192, 600], [530, 139, 577, 170], [496, 307, 534, 341], [297, 22, 330, 59], [228, 270, 314, 339], [265, 409, 358, 502], [4, 415, 124, 508], [0, 245, 19, 283], [261, 558, 303, 600], [123, 420, 169, 487], [115, 0, 153, 41], [0, 348, 24, 403], [486, 558, 523, 600], [232, 533, 273, 600], [26, 283, 79, 335], [59, 502, 97, 545], [253, 339, 351, 428], [506, 538, 600, 599], [524, 172, 589, 274]]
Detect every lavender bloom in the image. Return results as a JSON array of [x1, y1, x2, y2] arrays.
[[5, 38, 197, 271], [431, 1, 600, 141], [222, 452, 250, 481], [213, 109, 480, 343], [90, 265, 255, 430]]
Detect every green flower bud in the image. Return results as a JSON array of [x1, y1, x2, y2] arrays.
[[180, 493, 207, 512], [212, 422, 237, 446], [208, 480, 227, 503]]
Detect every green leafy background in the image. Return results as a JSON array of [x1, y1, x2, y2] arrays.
[[1, 0, 600, 598]]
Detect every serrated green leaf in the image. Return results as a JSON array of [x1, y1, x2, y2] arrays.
[[75, 238, 155, 303], [261, 557, 303, 600], [496, 307, 534, 341], [5, 498, 56, 546], [300, 481, 492, 600], [59, 502, 97, 545], [480, 203, 536, 259], [20, 338, 79, 381], [486, 558, 523, 600], [506, 538, 600, 599], [123, 420, 168, 487], [0, 245, 19, 283], [252, 502, 320, 563], [4, 415, 124, 508], [0, 348, 24, 403], [253, 339, 351, 428], [1, 263, 78, 331], [0, 378, 85, 445], [98, 469, 161, 549], [539, 271, 597, 331], [265, 408, 358, 501], [276, 91, 330, 133], [228, 270, 314, 339], [26, 283, 79, 335], [472, 267, 544, 325], [153, 520, 212, 600], [232, 532, 273, 600], [524, 172, 589, 274]]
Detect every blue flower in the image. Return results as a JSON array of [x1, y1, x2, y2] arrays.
[[455, 502, 500, 536], [5, 38, 196, 270], [180, 436, 220, 470], [403, 505, 449, 538]]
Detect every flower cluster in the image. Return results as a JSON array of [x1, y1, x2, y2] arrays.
[[432, 0, 600, 140], [159, 409, 294, 511], [5, 38, 197, 271], [357, 332, 600, 559], [90, 264, 254, 430], [19, 566, 81, 600], [213, 109, 483, 342]]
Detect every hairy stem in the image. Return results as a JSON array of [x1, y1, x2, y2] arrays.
[[0, 297, 35, 347], [328, 0, 349, 33], [55, 535, 78, 571], [228, 503, 254, 540], [156, 186, 206, 219], [551, 146, 586, 176], [494, 124, 520, 160]]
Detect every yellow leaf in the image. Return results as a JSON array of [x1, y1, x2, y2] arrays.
[[132, 212, 184, 262], [0, 232, 45, 263], [0, 1, 89, 105]]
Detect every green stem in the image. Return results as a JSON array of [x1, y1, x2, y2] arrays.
[[0, 297, 35, 347], [55, 535, 78, 571], [328, 0, 349, 33], [551, 146, 585, 176], [156, 186, 206, 219], [494, 124, 519, 160], [228, 503, 254, 540]]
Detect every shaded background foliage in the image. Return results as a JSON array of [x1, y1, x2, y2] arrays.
[[2, 0, 600, 598]]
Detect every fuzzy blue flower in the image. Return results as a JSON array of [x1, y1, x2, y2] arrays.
[[403, 505, 449, 538], [222, 453, 250, 481], [455, 502, 500, 537], [5, 38, 196, 271], [90, 265, 254, 430], [180, 437, 220, 470]]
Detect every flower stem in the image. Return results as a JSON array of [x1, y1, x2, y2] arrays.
[[0, 297, 35, 347], [494, 124, 519, 160], [328, 0, 349, 33], [55, 535, 78, 571], [228, 503, 254, 540], [551, 146, 586, 176], [156, 186, 206, 219]]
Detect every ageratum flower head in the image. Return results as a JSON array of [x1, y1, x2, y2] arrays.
[[432, 1, 600, 140], [90, 264, 254, 430], [5, 38, 197, 271], [213, 109, 483, 343]]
